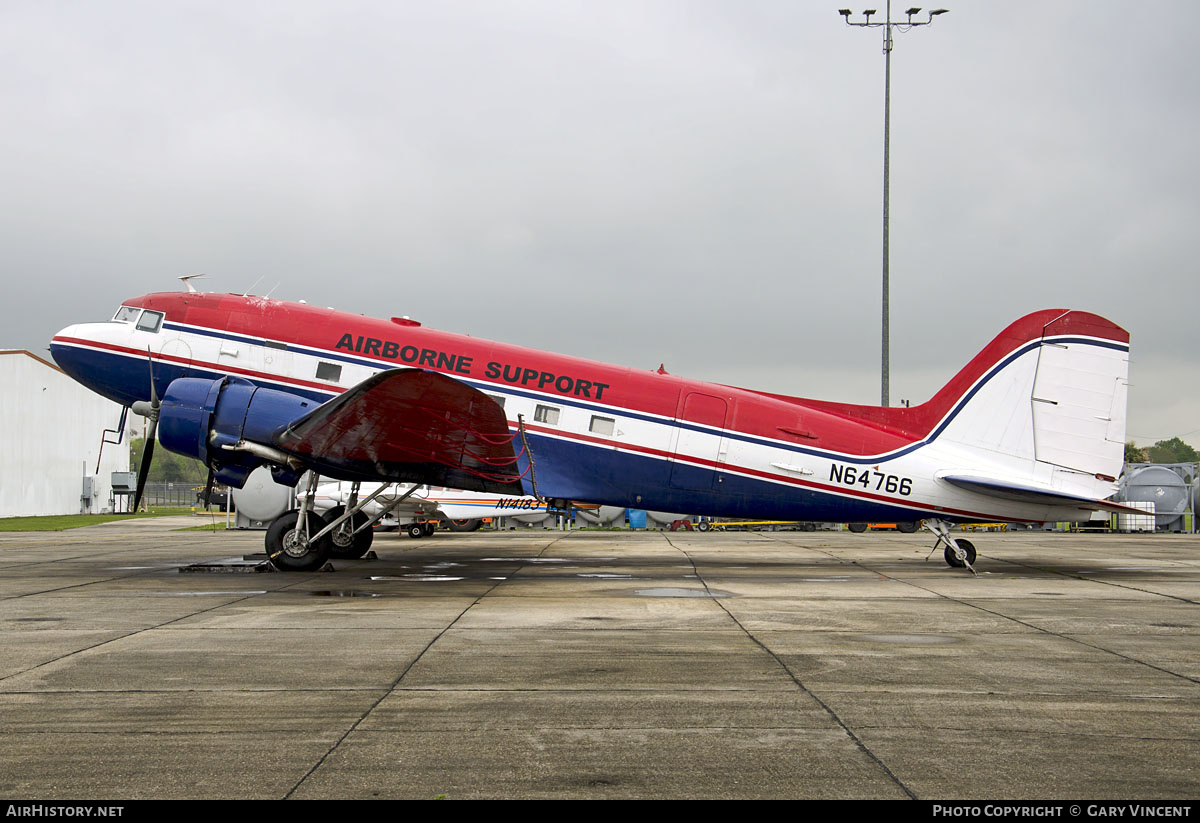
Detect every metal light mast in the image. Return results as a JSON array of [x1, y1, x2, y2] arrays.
[[838, 3, 948, 407]]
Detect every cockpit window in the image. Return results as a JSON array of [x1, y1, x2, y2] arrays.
[[113, 306, 141, 324], [135, 310, 164, 333]]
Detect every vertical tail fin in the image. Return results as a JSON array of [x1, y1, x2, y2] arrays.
[[929, 309, 1130, 482]]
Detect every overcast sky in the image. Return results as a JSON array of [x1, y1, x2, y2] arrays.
[[3, 1, 1196, 448]]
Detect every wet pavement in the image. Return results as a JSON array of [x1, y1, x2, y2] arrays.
[[0, 518, 1197, 799]]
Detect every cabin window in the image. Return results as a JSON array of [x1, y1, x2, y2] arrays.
[[534, 404, 560, 426], [113, 306, 141, 324], [264, 340, 287, 350], [315, 361, 342, 382], [589, 415, 615, 436], [487, 394, 506, 409], [135, 310, 164, 333]]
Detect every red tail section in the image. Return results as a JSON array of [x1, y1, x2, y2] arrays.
[[791, 309, 1129, 443]]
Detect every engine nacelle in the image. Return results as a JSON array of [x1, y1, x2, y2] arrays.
[[157, 376, 318, 488]]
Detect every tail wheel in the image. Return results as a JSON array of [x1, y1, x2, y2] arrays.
[[265, 511, 332, 572], [944, 539, 977, 568], [323, 506, 374, 559]]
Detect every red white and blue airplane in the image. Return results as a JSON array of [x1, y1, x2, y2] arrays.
[[51, 288, 1133, 572]]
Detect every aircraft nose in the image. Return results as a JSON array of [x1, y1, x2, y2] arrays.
[[50, 325, 91, 384], [49, 323, 142, 406]]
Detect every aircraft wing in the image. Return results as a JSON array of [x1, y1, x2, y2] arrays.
[[273, 368, 526, 495], [939, 473, 1145, 515]]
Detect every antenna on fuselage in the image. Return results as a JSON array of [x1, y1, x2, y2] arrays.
[[179, 274, 207, 293], [263, 282, 282, 299], [242, 276, 264, 297]]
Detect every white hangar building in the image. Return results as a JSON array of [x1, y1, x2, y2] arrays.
[[0, 350, 130, 518]]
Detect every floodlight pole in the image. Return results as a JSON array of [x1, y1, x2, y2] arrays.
[[838, 2, 948, 407]]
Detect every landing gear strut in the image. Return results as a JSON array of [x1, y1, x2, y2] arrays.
[[324, 505, 374, 559], [265, 473, 331, 572], [922, 519, 978, 574], [265, 479, 419, 571]]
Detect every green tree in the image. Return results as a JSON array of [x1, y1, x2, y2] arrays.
[[1146, 437, 1200, 464], [1125, 442, 1148, 463], [130, 437, 207, 483]]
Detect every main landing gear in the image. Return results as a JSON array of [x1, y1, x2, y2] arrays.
[[265, 473, 331, 572], [264, 478, 418, 571], [922, 519, 978, 574], [324, 505, 374, 559]]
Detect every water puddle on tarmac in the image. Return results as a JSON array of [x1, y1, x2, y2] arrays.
[[309, 590, 383, 597], [633, 587, 732, 599]]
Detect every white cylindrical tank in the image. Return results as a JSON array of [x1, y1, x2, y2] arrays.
[[231, 466, 295, 529], [509, 510, 554, 526], [1119, 465, 1189, 531], [575, 505, 626, 526]]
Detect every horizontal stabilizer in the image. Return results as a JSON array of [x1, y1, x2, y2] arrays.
[[940, 473, 1144, 515]]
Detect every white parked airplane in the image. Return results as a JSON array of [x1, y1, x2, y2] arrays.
[[308, 480, 551, 556]]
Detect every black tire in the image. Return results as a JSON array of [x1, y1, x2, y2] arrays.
[[265, 511, 332, 572], [406, 523, 425, 539], [323, 506, 374, 559], [897, 521, 919, 534], [422, 522, 437, 537], [445, 518, 483, 532], [847, 522, 868, 534], [696, 521, 711, 533], [944, 539, 977, 568]]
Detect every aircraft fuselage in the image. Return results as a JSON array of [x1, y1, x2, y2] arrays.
[[51, 292, 1130, 526]]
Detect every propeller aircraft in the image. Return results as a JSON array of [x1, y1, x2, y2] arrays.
[[51, 288, 1134, 573]]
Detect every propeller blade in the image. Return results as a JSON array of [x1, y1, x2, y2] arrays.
[[131, 348, 165, 512], [146, 348, 158, 407], [201, 467, 215, 509], [132, 417, 157, 512]]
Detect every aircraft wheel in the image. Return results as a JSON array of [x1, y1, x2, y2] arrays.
[[406, 523, 425, 539], [944, 539, 977, 568], [847, 522, 868, 533], [324, 506, 374, 559], [266, 512, 332, 572], [422, 522, 437, 537], [897, 521, 919, 533], [446, 518, 482, 532]]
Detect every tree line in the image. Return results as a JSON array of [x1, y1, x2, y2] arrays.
[[1125, 437, 1199, 465]]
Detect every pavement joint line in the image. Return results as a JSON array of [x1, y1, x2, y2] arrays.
[[991, 555, 1200, 605], [282, 532, 571, 800], [0, 568, 316, 684], [760, 532, 1200, 688], [659, 531, 920, 801]]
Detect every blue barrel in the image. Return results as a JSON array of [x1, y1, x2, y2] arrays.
[[627, 509, 647, 529]]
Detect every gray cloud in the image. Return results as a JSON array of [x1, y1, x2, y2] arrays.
[[3, 0, 1195, 446]]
